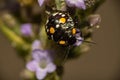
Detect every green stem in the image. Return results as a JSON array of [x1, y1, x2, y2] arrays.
[[44, 72, 61, 80], [0, 19, 30, 51], [54, 72, 61, 80], [0, 13, 21, 35], [39, 25, 48, 49]]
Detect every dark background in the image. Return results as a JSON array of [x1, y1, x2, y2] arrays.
[[0, 0, 120, 80]]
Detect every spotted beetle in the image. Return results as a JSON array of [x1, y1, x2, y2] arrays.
[[45, 11, 82, 46]]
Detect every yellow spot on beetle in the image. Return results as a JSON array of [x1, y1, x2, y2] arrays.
[[50, 27, 55, 34], [72, 28, 76, 35], [59, 40, 66, 45], [59, 17, 66, 23]]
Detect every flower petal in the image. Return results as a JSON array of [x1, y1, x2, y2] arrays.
[[32, 49, 48, 61], [32, 40, 42, 50], [75, 0, 86, 9], [26, 60, 38, 71], [38, 0, 45, 6], [74, 30, 83, 46], [20, 23, 32, 37], [75, 37, 83, 46], [46, 63, 56, 73], [32, 50, 42, 60], [65, 0, 86, 10], [36, 68, 47, 80]]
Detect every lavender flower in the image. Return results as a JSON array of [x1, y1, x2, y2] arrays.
[[26, 50, 56, 80], [74, 29, 83, 46], [65, 0, 86, 10], [38, 0, 86, 10], [32, 40, 42, 50], [20, 23, 32, 37], [38, 0, 45, 6]]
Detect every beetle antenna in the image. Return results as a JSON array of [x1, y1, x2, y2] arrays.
[[78, 39, 96, 44]]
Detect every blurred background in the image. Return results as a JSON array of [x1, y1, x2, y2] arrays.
[[0, 0, 120, 80]]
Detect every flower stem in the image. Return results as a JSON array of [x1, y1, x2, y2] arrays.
[[0, 19, 30, 52], [39, 25, 48, 49], [55, 0, 66, 11]]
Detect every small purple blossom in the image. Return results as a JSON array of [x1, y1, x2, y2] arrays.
[[20, 23, 32, 37], [38, 0, 86, 10], [38, 0, 45, 6], [65, 0, 86, 10], [32, 40, 42, 50], [26, 50, 56, 80], [74, 29, 83, 46]]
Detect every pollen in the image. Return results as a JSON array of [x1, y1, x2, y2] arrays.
[[59, 17, 66, 23], [59, 40, 66, 45], [72, 28, 76, 35], [50, 27, 55, 34]]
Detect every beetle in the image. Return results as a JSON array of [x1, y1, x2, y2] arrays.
[[45, 11, 81, 46]]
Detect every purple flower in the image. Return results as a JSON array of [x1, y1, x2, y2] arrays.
[[26, 50, 56, 80], [74, 29, 83, 46], [20, 23, 32, 37], [38, 0, 45, 6], [38, 0, 86, 10], [65, 0, 86, 10], [32, 40, 42, 50]]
